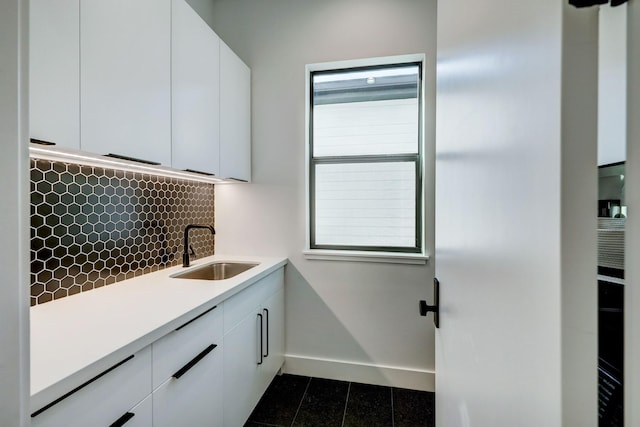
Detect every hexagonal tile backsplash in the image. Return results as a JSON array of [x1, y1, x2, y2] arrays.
[[30, 158, 215, 306]]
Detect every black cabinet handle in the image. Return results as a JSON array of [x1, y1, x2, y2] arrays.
[[172, 344, 217, 379], [184, 168, 215, 176], [263, 308, 269, 358], [175, 305, 217, 331], [226, 177, 248, 182], [30, 138, 56, 146], [257, 313, 264, 365], [105, 153, 161, 165], [109, 412, 135, 427], [31, 355, 135, 418]]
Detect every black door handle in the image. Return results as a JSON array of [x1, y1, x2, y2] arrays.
[[420, 277, 440, 328]]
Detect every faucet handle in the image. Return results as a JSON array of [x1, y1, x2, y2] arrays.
[[189, 245, 196, 257]]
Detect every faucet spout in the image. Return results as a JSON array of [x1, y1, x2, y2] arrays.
[[183, 224, 215, 267]]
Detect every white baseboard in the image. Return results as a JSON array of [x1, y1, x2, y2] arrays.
[[283, 354, 435, 392]]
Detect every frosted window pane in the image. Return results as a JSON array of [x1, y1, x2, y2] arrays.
[[314, 162, 416, 247], [313, 99, 419, 157]]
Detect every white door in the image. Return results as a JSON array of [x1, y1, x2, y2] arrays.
[[434, 1, 598, 426], [626, 3, 640, 426]]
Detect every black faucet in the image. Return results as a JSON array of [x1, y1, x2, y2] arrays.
[[183, 224, 215, 267]]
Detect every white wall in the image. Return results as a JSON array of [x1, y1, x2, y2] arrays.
[[207, 0, 437, 390], [0, 0, 30, 425], [598, 4, 627, 166]]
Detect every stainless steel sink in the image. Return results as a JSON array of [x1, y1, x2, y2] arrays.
[[171, 262, 259, 280]]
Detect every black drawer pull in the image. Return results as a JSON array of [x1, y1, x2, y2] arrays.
[[109, 412, 135, 427], [184, 168, 215, 176], [263, 308, 269, 358], [226, 177, 248, 182], [257, 313, 264, 365], [172, 344, 217, 379], [105, 153, 161, 165], [30, 138, 56, 146], [175, 305, 217, 331], [31, 355, 135, 418]]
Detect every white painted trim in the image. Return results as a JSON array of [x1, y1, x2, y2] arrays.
[[304, 53, 428, 257], [283, 354, 435, 392], [0, 0, 30, 425], [303, 249, 428, 265], [306, 53, 426, 74]]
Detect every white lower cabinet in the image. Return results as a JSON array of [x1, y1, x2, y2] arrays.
[[152, 305, 223, 427], [260, 288, 285, 387], [152, 350, 223, 427], [31, 346, 152, 427], [32, 267, 284, 427], [223, 268, 285, 426], [222, 305, 263, 425]]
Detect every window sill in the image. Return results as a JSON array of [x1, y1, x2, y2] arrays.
[[302, 249, 429, 265]]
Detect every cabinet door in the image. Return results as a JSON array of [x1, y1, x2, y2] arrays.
[[31, 347, 152, 427], [153, 343, 223, 427], [171, 0, 221, 175], [152, 305, 222, 388], [223, 307, 263, 427], [261, 288, 285, 386], [81, 0, 171, 165], [30, 0, 80, 149], [219, 40, 251, 181]]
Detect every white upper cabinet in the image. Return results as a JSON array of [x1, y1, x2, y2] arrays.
[[220, 41, 252, 181], [30, 0, 80, 149], [80, 0, 172, 166], [29, 0, 250, 178], [171, 0, 221, 176]]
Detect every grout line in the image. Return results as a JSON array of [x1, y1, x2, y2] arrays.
[[289, 376, 312, 427], [390, 387, 395, 427], [341, 382, 351, 427]]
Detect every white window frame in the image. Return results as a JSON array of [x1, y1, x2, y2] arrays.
[[304, 54, 428, 264]]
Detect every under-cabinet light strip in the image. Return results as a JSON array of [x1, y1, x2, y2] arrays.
[[29, 145, 227, 184]]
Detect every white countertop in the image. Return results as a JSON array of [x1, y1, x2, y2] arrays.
[[30, 254, 287, 411]]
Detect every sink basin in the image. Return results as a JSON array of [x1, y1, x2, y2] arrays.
[[171, 262, 259, 280]]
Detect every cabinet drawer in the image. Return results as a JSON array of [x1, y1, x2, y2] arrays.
[[224, 268, 284, 334], [153, 341, 223, 427], [152, 304, 223, 388], [31, 346, 152, 427], [110, 394, 152, 427]]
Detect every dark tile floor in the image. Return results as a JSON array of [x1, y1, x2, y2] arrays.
[[245, 374, 435, 427]]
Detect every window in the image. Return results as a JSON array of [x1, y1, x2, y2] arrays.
[[306, 57, 425, 259]]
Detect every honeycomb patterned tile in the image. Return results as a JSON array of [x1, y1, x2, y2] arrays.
[[30, 158, 215, 306]]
